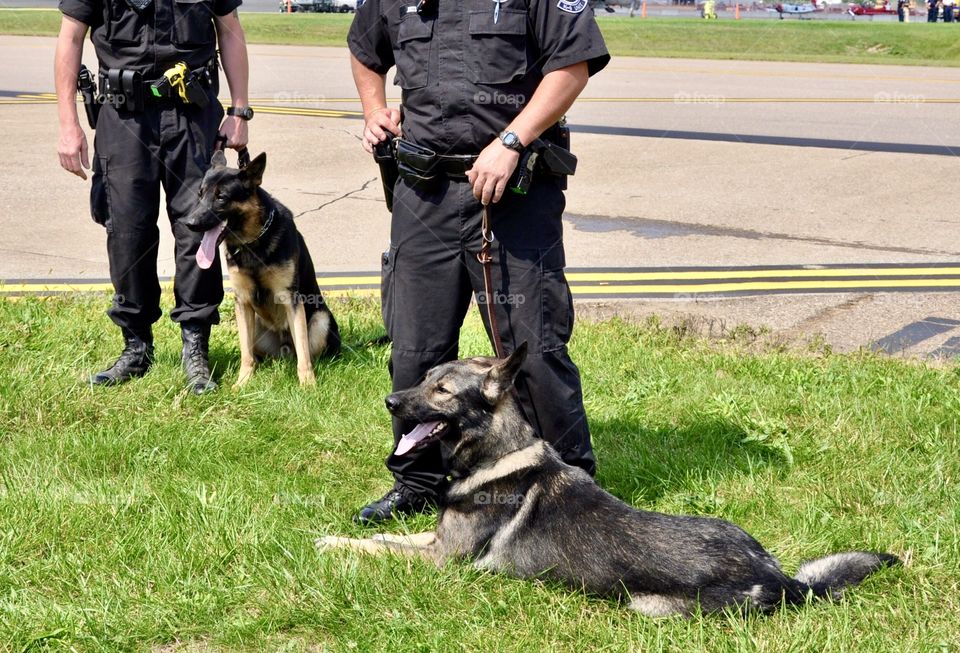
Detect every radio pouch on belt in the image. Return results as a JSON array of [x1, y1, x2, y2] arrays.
[[395, 139, 440, 193], [183, 72, 210, 108], [120, 70, 142, 112], [106, 69, 121, 108]]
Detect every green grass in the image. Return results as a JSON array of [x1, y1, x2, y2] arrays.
[[0, 293, 957, 651], [5, 10, 960, 66]]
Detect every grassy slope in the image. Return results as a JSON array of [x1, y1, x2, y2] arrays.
[[0, 294, 957, 651], [4, 11, 960, 65]]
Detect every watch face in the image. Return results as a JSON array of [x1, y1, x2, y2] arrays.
[[501, 131, 521, 150]]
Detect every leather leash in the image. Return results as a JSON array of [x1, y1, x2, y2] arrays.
[[214, 134, 250, 169], [477, 205, 506, 359]]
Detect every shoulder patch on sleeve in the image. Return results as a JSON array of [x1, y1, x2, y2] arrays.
[[557, 0, 588, 13]]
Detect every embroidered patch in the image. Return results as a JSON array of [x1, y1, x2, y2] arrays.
[[557, 0, 587, 13]]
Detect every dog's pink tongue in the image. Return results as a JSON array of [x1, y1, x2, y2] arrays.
[[395, 421, 441, 456], [196, 222, 226, 269]]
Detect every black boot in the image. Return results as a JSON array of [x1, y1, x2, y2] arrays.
[[181, 322, 218, 395], [89, 328, 154, 386], [352, 484, 434, 525]]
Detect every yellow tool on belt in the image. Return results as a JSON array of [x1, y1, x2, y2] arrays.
[[150, 62, 190, 102]]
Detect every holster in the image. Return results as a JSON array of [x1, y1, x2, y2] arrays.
[[77, 65, 100, 130], [373, 134, 400, 211]]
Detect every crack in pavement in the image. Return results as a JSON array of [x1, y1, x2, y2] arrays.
[[295, 177, 378, 218]]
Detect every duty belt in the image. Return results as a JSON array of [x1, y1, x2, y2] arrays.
[[97, 58, 217, 112]]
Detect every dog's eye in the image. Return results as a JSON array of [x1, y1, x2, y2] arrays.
[[215, 190, 226, 201], [435, 384, 451, 395]]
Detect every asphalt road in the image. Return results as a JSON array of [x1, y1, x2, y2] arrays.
[[0, 36, 957, 357]]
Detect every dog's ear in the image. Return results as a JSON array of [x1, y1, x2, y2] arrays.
[[243, 153, 267, 187], [481, 342, 528, 404], [210, 149, 227, 168]]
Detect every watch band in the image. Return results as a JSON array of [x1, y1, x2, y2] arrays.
[[499, 130, 524, 153], [227, 106, 254, 120]]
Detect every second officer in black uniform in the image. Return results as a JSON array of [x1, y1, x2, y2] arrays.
[[349, 0, 610, 522], [55, 0, 253, 393]]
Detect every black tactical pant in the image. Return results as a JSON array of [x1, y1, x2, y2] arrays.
[[382, 175, 596, 500], [90, 90, 224, 335]]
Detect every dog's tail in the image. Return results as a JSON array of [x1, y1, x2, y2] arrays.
[[794, 551, 900, 599]]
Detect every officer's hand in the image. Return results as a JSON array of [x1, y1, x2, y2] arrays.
[[219, 116, 248, 150], [467, 139, 520, 206], [362, 107, 401, 154], [58, 121, 90, 180]]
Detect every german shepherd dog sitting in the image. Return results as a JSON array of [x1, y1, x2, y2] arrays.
[[318, 344, 899, 616], [184, 151, 340, 387]]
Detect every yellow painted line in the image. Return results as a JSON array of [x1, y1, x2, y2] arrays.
[[566, 267, 960, 282], [568, 278, 960, 294], [249, 105, 362, 118], [0, 283, 118, 293], [243, 97, 372, 104], [4, 268, 960, 295], [0, 278, 377, 293]]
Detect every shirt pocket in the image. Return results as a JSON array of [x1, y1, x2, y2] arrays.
[[107, 0, 146, 46], [173, 0, 216, 48], [393, 14, 433, 90], [466, 9, 528, 85]]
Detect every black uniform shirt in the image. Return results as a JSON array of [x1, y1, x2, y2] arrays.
[[348, 0, 610, 155], [59, 0, 242, 75]]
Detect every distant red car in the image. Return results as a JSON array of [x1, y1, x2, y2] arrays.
[[848, 1, 899, 15]]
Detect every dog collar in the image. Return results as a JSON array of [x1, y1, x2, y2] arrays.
[[233, 208, 276, 250]]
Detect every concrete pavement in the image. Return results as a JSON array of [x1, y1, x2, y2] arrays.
[[0, 36, 957, 357]]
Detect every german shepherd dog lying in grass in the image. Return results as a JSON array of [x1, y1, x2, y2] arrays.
[[318, 344, 899, 616], [184, 151, 339, 387]]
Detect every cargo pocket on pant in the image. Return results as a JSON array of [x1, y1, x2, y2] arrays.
[[539, 248, 572, 353], [90, 155, 112, 231], [381, 244, 398, 339]]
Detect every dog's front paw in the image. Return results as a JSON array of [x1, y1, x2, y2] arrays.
[[315, 535, 353, 551], [298, 368, 316, 386], [234, 366, 255, 388]]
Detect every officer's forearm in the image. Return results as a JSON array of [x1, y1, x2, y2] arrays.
[[506, 62, 589, 146], [215, 13, 250, 107], [351, 54, 388, 117], [54, 16, 88, 128]]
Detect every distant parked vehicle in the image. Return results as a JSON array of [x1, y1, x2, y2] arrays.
[[278, 0, 355, 12], [847, 0, 899, 15]]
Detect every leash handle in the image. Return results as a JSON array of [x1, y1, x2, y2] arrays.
[[214, 134, 250, 169], [478, 205, 506, 359]]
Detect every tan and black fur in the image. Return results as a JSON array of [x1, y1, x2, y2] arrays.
[[184, 151, 339, 386], [318, 344, 899, 616]]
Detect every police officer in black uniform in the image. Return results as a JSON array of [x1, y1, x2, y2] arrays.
[[348, 0, 609, 523], [55, 0, 252, 393]]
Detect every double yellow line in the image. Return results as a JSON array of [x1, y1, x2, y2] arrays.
[[3, 265, 959, 299]]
